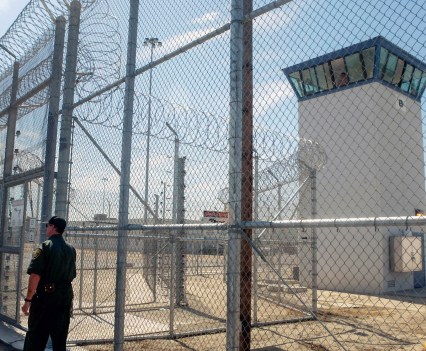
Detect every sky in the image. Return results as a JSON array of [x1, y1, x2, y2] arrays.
[[1, 0, 426, 222], [0, 0, 29, 38]]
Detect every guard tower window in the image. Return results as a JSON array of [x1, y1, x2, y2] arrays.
[[315, 64, 331, 90], [283, 37, 426, 100], [401, 64, 414, 93], [289, 71, 303, 96], [392, 58, 405, 85], [382, 53, 398, 83], [361, 47, 375, 79], [345, 53, 364, 83], [331, 58, 345, 86], [418, 72, 426, 97], [410, 68, 423, 96]]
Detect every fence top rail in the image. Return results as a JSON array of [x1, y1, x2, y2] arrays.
[[72, 0, 292, 110], [65, 216, 426, 233], [243, 216, 426, 229], [66, 223, 228, 232], [66, 232, 227, 241]]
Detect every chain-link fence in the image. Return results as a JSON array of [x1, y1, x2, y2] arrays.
[[0, 0, 426, 350]]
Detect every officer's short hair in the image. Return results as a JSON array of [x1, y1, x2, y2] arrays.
[[48, 216, 67, 234]]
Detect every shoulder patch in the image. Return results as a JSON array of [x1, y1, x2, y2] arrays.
[[32, 248, 42, 259]]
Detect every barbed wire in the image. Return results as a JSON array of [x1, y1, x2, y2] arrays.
[[74, 0, 123, 101], [217, 137, 327, 203], [0, 0, 97, 75], [0, 0, 122, 128]]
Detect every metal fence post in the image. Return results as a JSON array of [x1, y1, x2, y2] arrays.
[[227, 0, 244, 348], [39, 16, 66, 242], [152, 194, 159, 301], [92, 233, 99, 315], [169, 233, 175, 337], [79, 234, 84, 310], [0, 57, 19, 316], [16, 182, 28, 323], [175, 157, 186, 306], [240, 0, 254, 346], [253, 150, 259, 324], [1, 60, 19, 245], [310, 169, 317, 315], [113, 0, 139, 349], [165, 122, 179, 223], [55, 0, 81, 218]]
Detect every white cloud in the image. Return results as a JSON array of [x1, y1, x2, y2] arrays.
[[192, 12, 220, 24], [136, 27, 217, 64], [0, 0, 13, 12], [255, 80, 294, 111], [0, 0, 29, 37]]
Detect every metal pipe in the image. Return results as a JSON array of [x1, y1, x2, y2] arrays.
[[0, 79, 50, 119], [310, 170, 318, 315], [71, 0, 293, 115], [78, 235, 84, 310], [143, 42, 155, 224], [92, 233, 99, 315], [73, 117, 156, 218], [165, 122, 179, 222], [240, 0, 254, 347], [227, 0, 244, 348], [16, 182, 28, 323], [1, 60, 19, 246], [65, 215, 426, 234], [175, 157, 186, 306], [161, 181, 166, 223], [243, 216, 426, 229], [113, 0, 139, 348], [152, 194, 159, 300], [169, 233, 175, 337], [55, 1, 81, 218], [0, 45, 17, 59], [252, 150, 259, 323], [257, 178, 309, 239]]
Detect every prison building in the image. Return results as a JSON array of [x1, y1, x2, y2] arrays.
[[283, 36, 426, 294]]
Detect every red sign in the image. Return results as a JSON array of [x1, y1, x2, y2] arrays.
[[203, 211, 228, 218]]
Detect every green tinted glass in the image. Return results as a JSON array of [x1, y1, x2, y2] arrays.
[[401, 64, 414, 93], [378, 47, 389, 79], [345, 53, 363, 82], [315, 65, 328, 91], [392, 59, 404, 85], [361, 47, 375, 78], [383, 53, 398, 83], [289, 72, 303, 97], [410, 68, 423, 96]]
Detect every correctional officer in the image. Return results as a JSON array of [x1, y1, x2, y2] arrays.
[[22, 216, 76, 351]]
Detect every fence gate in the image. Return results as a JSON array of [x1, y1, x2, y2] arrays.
[[0, 174, 43, 325]]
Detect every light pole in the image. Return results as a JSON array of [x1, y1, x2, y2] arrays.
[[102, 177, 108, 215], [143, 37, 162, 224]]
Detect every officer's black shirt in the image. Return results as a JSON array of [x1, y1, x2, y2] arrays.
[[27, 234, 76, 286]]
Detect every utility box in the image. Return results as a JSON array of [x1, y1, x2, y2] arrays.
[[390, 236, 423, 272]]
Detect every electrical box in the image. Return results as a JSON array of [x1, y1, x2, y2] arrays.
[[390, 236, 423, 272]]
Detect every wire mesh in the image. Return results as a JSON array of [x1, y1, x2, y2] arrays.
[[0, 0, 425, 350]]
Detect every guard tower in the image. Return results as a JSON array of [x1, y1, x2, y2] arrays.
[[283, 36, 426, 294]]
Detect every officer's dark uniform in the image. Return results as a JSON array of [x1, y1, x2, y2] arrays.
[[24, 234, 76, 351]]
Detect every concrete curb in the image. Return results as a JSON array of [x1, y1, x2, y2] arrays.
[[0, 321, 25, 350], [0, 321, 87, 350]]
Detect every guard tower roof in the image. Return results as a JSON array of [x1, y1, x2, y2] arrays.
[[283, 36, 426, 101]]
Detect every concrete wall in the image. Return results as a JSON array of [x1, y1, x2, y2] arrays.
[[298, 82, 425, 294]]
